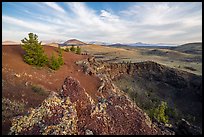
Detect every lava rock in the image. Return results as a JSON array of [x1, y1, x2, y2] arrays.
[[85, 129, 94, 135]]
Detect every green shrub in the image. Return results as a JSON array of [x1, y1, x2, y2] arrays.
[[21, 33, 48, 67], [58, 47, 64, 65], [76, 46, 81, 54], [49, 53, 60, 70], [70, 45, 76, 52], [31, 84, 47, 95], [49, 47, 64, 70], [64, 47, 70, 52], [149, 101, 169, 124]]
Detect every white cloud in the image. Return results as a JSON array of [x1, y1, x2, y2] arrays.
[[118, 2, 202, 44], [100, 10, 119, 22], [43, 2, 66, 13], [2, 15, 54, 33], [2, 2, 202, 44]]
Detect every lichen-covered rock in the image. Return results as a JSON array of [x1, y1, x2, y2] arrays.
[[2, 98, 25, 120], [9, 91, 78, 135]]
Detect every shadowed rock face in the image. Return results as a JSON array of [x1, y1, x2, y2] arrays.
[[105, 61, 202, 97], [9, 75, 169, 135], [103, 61, 202, 133]]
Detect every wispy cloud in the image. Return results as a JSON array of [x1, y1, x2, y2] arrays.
[[43, 2, 66, 13], [118, 2, 202, 43], [2, 15, 53, 32], [2, 2, 202, 44]]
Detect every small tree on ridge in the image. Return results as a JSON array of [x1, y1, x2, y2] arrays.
[[21, 33, 48, 67]]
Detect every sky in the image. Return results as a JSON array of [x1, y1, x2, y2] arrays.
[[2, 2, 202, 44]]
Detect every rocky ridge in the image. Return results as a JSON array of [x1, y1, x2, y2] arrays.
[[9, 57, 174, 135], [77, 57, 202, 135]]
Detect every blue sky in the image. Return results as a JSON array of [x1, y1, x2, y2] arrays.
[[2, 2, 202, 44]]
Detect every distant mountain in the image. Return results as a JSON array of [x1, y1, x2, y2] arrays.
[[2, 41, 20, 45], [88, 41, 113, 45], [87, 41, 178, 47], [170, 42, 202, 54], [127, 42, 152, 46], [108, 43, 127, 47], [119, 42, 176, 46], [61, 39, 87, 46], [108, 42, 177, 49]]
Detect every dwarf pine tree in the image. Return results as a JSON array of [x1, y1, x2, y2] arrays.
[[21, 33, 48, 67]]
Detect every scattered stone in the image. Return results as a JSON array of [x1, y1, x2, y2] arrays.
[[151, 119, 175, 135], [85, 129, 94, 135], [165, 123, 172, 128], [25, 81, 32, 87], [88, 57, 95, 63], [14, 73, 21, 78]]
